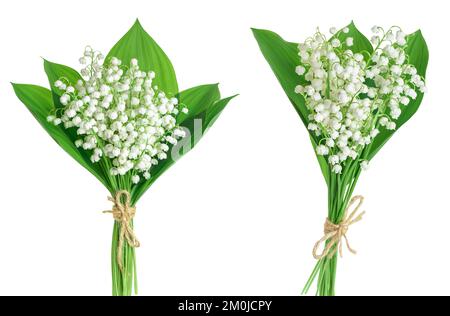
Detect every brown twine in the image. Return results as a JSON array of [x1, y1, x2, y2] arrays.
[[312, 195, 365, 260], [103, 190, 140, 272]]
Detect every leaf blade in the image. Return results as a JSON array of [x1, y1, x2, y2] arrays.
[[252, 28, 330, 184], [252, 28, 310, 127], [12, 83, 110, 189], [176, 84, 221, 124], [43, 59, 82, 95], [106, 19, 178, 95], [335, 21, 373, 56], [204, 95, 238, 132]]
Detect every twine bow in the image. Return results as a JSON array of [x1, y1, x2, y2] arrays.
[[103, 190, 140, 272], [312, 195, 365, 260]]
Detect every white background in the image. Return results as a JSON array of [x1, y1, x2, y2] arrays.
[[0, 0, 448, 296]]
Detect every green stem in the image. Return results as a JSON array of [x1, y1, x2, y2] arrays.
[[303, 169, 359, 296], [111, 220, 138, 296]]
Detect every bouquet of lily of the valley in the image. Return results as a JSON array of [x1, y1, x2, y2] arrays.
[[13, 20, 235, 296], [253, 22, 428, 295]]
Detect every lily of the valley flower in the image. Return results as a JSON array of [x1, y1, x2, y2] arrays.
[[294, 26, 426, 174], [48, 47, 188, 183]]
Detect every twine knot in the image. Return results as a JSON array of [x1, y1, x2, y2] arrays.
[[312, 195, 365, 260], [103, 190, 140, 272]]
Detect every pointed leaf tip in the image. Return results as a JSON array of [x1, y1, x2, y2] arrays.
[[43, 60, 82, 98], [251, 28, 268, 36], [106, 19, 178, 95], [133, 18, 142, 28]]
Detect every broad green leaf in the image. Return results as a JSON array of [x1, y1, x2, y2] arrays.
[[176, 84, 221, 124], [106, 19, 178, 96], [204, 95, 237, 132], [131, 85, 234, 203], [252, 28, 330, 184], [367, 30, 429, 160], [43, 59, 83, 108], [335, 21, 373, 56], [12, 83, 110, 189], [252, 28, 310, 127], [177, 84, 222, 149], [43, 60, 94, 158], [44, 59, 82, 95]]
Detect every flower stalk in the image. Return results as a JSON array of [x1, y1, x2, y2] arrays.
[[111, 220, 138, 296], [303, 165, 361, 295]]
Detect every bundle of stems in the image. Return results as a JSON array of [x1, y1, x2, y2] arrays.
[[112, 220, 138, 295], [303, 161, 361, 295]]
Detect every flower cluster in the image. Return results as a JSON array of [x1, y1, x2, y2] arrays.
[[294, 26, 426, 173], [47, 47, 188, 183]]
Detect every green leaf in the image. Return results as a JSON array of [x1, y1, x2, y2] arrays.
[[43, 59, 83, 108], [204, 95, 237, 132], [131, 85, 235, 203], [252, 28, 330, 184], [335, 21, 373, 56], [12, 83, 110, 189], [252, 28, 310, 127], [106, 19, 178, 96], [367, 30, 429, 160], [44, 59, 82, 95], [176, 84, 221, 124]]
